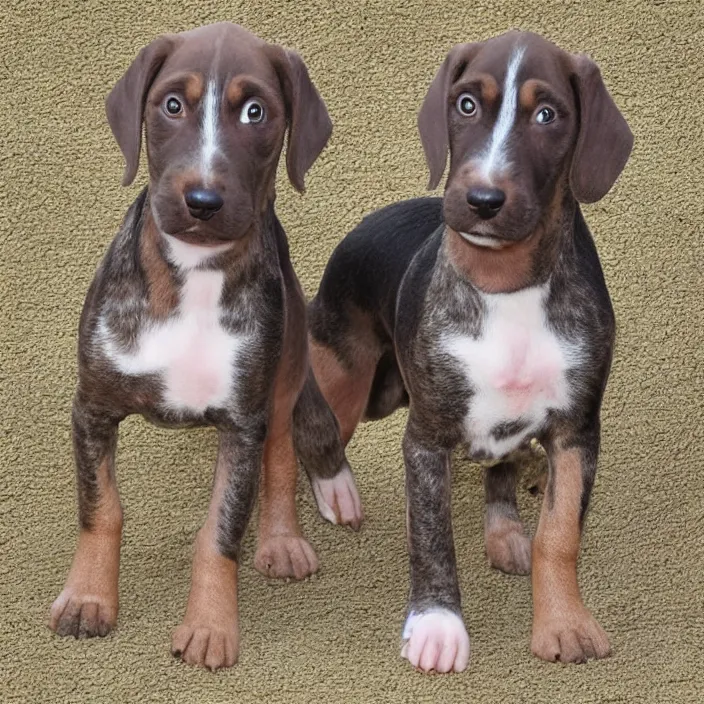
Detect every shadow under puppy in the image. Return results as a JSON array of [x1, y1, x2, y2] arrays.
[[49, 22, 361, 670], [306, 31, 632, 672]]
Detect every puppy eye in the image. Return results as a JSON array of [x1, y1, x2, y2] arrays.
[[240, 98, 265, 124], [164, 96, 183, 116], [456, 93, 477, 117], [535, 106, 556, 125]]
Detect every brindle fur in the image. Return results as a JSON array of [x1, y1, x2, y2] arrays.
[[50, 23, 349, 670], [307, 31, 632, 667]]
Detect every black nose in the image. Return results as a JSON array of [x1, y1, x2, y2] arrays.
[[184, 188, 223, 220], [466, 187, 506, 219]]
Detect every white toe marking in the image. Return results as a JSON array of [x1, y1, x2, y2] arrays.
[[402, 609, 470, 673], [312, 481, 338, 524], [312, 463, 362, 526]]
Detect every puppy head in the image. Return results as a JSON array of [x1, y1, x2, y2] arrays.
[[418, 31, 633, 249], [106, 23, 332, 245]]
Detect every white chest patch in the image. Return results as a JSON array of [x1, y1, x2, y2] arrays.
[[100, 269, 244, 415], [442, 284, 583, 458]]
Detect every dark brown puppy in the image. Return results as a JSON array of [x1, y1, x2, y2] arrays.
[[305, 31, 632, 672], [48, 22, 360, 670]]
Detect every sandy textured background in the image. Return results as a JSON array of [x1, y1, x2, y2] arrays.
[[2, 0, 703, 702]]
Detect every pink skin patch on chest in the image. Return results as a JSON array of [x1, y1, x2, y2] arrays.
[[491, 324, 562, 414], [442, 284, 581, 459], [161, 270, 237, 412], [165, 323, 229, 410], [100, 268, 244, 415]]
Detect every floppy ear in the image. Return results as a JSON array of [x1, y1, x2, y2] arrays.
[[105, 35, 175, 186], [417, 43, 481, 190], [569, 54, 633, 203], [268, 47, 332, 193]]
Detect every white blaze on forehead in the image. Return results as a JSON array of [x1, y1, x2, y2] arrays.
[[201, 80, 220, 176], [479, 45, 526, 181]]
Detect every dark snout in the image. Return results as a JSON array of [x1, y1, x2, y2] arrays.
[[443, 166, 540, 245], [466, 187, 506, 220], [184, 188, 223, 221], [151, 172, 254, 242]]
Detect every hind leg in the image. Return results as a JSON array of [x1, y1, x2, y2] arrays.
[[309, 337, 378, 446], [298, 336, 379, 530], [484, 461, 532, 575], [294, 367, 363, 529], [302, 302, 384, 529], [303, 337, 376, 528]]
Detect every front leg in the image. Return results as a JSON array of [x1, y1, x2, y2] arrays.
[[254, 282, 330, 577], [172, 423, 263, 670], [400, 420, 470, 674], [294, 368, 363, 530], [254, 417, 319, 579], [531, 425, 611, 663], [50, 398, 122, 638]]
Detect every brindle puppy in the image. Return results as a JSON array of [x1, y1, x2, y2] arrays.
[[48, 22, 361, 671], [306, 31, 633, 672]]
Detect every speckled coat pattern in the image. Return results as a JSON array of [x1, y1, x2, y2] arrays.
[[1, 0, 703, 702]]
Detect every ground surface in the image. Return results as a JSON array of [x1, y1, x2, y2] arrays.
[[2, 1, 703, 701]]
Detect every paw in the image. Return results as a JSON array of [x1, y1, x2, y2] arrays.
[[254, 535, 319, 580], [532, 608, 611, 663], [485, 519, 532, 575], [49, 588, 118, 638], [401, 609, 470, 673], [311, 462, 363, 530], [172, 624, 238, 671]]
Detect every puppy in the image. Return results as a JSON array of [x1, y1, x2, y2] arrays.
[[306, 31, 633, 672], [49, 22, 361, 670]]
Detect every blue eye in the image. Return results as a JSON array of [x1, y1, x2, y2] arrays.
[[536, 106, 556, 124]]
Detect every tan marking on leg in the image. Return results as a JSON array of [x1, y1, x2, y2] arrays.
[[172, 449, 239, 670], [531, 446, 610, 663], [309, 338, 377, 445], [141, 215, 179, 318], [255, 422, 319, 579], [255, 280, 318, 579], [50, 455, 122, 638]]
